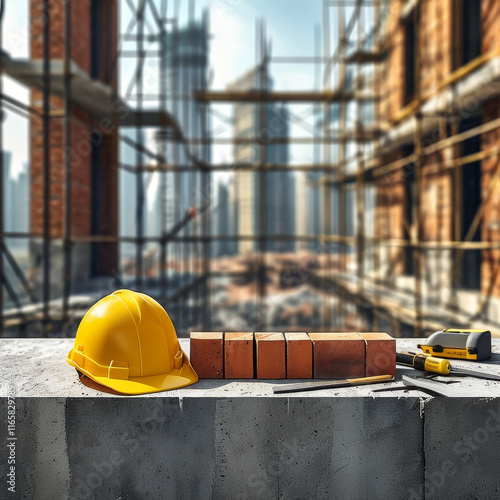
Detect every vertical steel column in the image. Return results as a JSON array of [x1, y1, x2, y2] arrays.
[[450, 0, 462, 312], [185, 0, 194, 331], [337, 3, 347, 327], [414, 111, 423, 336], [159, 0, 168, 303], [111, 0, 120, 296], [373, 0, 388, 331], [257, 19, 268, 331], [62, 0, 72, 330], [438, 84, 448, 315], [413, 5, 423, 337], [172, 3, 181, 328], [135, 0, 145, 288], [372, 0, 382, 331], [322, 2, 332, 329], [42, 0, 51, 334], [355, 2, 365, 330], [171, 5, 184, 325], [191, 6, 201, 330], [0, 0, 4, 334], [450, 105, 460, 310], [313, 23, 323, 330], [200, 10, 211, 329]]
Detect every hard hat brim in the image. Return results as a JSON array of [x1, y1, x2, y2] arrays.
[[67, 352, 198, 395], [90, 372, 197, 395]]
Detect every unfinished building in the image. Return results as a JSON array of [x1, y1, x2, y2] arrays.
[[1, 0, 500, 338]]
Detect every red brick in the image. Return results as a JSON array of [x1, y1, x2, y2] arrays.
[[224, 332, 254, 379], [190, 332, 224, 379], [309, 333, 365, 379], [255, 333, 285, 379], [359, 332, 396, 377], [285, 332, 312, 379]]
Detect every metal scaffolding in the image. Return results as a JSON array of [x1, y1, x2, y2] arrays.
[[1, 0, 500, 337]]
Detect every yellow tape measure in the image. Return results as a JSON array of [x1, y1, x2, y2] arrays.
[[417, 329, 491, 361]]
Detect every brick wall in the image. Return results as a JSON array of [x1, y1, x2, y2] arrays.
[[418, 0, 452, 97], [481, 97, 500, 297], [69, 120, 92, 237], [379, 0, 500, 300], [382, 0, 500, 120], [70, 0, 91, 73], [375, 150, 406, 276], [481, 3, 500, 297], [421, 148, 453, 243], [29, 0, 118, 276], [29, 93, 65, 238], [381, 0, 453, 120], [381, 0, 405, 120], [30, 0, 64, 60]]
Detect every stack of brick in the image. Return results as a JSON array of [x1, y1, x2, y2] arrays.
[[189, 332, 395, 380]]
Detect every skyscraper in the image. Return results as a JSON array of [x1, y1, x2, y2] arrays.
[[119, 130, 138, 260], [119, 18, 210, 268], [211, 180, 233, 257], [163, 18, 210, 237], [229, 67, 295, 254], [2, 156, 28, 251], [12, 164, 29, 232], [2, 151, 13, 232], [295, 171, 308, 250]]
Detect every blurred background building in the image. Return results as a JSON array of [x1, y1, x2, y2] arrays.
[[1, 0, 500, 338], [230, 66, 295, 254]]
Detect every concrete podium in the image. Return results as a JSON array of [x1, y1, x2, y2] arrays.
[[1, 338, 500, 499]]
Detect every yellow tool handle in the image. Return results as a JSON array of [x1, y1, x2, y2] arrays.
[[347, 374, 395, 384], [422, 355, 451, 375], [396, 352, 451, 375]]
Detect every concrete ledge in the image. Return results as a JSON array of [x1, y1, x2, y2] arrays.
[[1, 339, 500, 499]]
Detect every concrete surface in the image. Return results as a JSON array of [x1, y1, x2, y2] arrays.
[[1, 338, 500, 499]]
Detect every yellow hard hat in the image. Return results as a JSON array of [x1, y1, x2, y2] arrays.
[[66, 289, 198, 394]]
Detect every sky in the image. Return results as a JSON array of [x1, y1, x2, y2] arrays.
[[207, 0, 323, 90], [118, 0, 328, 170], [119, 0, 330, 203], [1, 0, 30, 179], [1, 0, 326, 181], [119, 0, 325, 90], [1, 0, 362, 185]]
